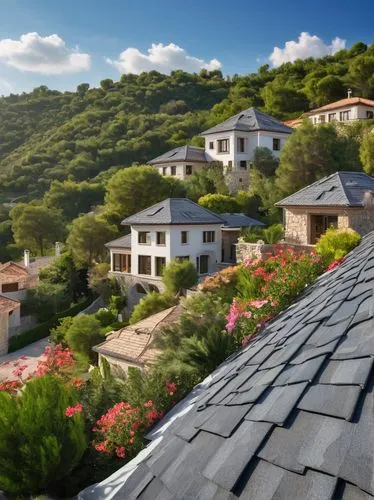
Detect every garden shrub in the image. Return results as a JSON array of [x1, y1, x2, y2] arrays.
[[50, 316, 74, 345], [129, 291, 176, 324], [95, 308, 117, 327], [199, 266, 238, 303], [25, 282, 70, 321], [162, 259, 198, 295], [241, 224, 284, 244], [315, 227, 361, 265], [65, 314, 104, 363], [0, 376, 86, 496]]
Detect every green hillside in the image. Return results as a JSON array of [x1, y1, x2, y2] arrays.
[[0, 41, 373, 199]]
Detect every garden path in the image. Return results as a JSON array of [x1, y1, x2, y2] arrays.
[[0, 337, 48, 381]]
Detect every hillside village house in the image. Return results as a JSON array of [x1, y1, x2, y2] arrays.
[[0, 296, 21, 355], [106, 198, 263, 309], [276, 171, 374, 245], [148, 108, 292, 191], [306, 95, 374, 125]]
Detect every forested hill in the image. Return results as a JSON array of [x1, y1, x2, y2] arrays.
[[0, 40, 373, 199]]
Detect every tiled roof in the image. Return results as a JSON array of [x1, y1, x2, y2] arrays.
[[80, 232, 374, 500], [148, 145, 208, 165], [105, 234, 132, 249], [93, 306, 181, 366], [282, 118, 303, 128], [0, 295, 20, 314], [201, 108, 292, 136], [276, 171, 374, 207], [306, 97, 374, 114], [121, 198, 225, 226], [220, 213, 265, 229], [0, 262, 29, 284]]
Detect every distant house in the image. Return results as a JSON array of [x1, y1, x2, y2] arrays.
[[0, 296, 21, 355], [148, 108, 292, 192], [0, 261, 32, 300], [276, 172, 374, 245], [306, 96, 374, 125]]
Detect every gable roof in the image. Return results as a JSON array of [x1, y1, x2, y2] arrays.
[[80, 232, 374, 500], [276, 171, 374, 207], [121, 198, 225, 226], [94, 306, 181, 367], [0, 295, 20, 314], [105, 234, 132, 249], [0, 262, 29, 284], [201, 108, 293, 136], [220, 213, 265, 229], [306, 97, 374, 115], [148, 145, 208, 165]]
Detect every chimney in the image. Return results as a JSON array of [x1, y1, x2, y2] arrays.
[[55, 241, 62, 258], [347, 88, 352, 99], [24, 249, 30, 268]]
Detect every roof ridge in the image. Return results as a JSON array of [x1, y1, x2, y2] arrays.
[[335, 172, 352, 205]]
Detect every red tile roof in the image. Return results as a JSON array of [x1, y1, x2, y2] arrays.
[[0, 262, 29, 285], [306, 97, 374, 114], [0, 295, 20, 314]]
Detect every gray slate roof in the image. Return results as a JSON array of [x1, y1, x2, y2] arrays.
[[80, 231, 374, 500], [220, 213, 265, 229], [201, 108, 293, 136], [105, 233, 131, 248], [121, 198, 225, 226], [148, 145, 208, 165], [276, 171, 374, 207]]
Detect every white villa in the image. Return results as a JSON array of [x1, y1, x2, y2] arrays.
[[106, 198, 263, 309], [306, 95, 374, 125], [148, 108, 292, 191]]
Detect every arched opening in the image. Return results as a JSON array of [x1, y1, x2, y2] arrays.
[[148, 284, 160, 293], [135, 283, 147, 294]]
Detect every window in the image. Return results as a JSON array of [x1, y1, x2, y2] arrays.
[[162, 167, 167, 176], [2, 282, 19, 293], [311, 215, 338, 244], [181, 231, 189, 244], [156, 232, 166, 245], [237, 137, 245, 153], [217, 139, 229, 153], [328, 113, 336, 122], [170, 166, 176, 176], [138, 231, 151, 245], [209, 141, 214, 150], [272, 138, 281, 151], [203, 230, 215, 243], [196, 255, 209, 274], [319, 115, 326, 123], [176, 256, 189, 262], [138, 255, 151, 275], [340, 110, 351, 121], [239, 160, 247, 169], [186, 165, 193, 176], [113, 253, 131, 272], [367, 111, 374, 119], [155, 257, 166, 277]]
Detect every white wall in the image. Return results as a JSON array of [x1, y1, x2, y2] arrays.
[[308, 104, 374, 124], [154, 162, 206, 180]]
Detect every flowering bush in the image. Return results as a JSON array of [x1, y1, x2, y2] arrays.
[[326, 257, 344, 271], [35, 343, 76, 378], [227, 249, 324, 346], [315, 227, 361, 265], [199, 266, 238, 303]]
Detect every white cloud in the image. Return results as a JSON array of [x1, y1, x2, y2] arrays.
[[269, 32, 346, 67], [106, 42, 222, 74], [0, 32, 90, 74]]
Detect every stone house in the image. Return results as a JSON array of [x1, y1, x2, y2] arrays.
[[148, 108, 292, 191], [0, 296, 21, 355], [276, 171, 374, 245]]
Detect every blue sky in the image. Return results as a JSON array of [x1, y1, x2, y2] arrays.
[[0, 0, 373, 95]]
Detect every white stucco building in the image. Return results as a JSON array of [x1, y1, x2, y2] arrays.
[[306, 96, 374, 125], [148, 108, 292, 191]]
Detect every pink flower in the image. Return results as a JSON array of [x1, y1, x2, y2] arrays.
[[166, 382, 177, 396], [65, 403, 83, 417], [116, 446, 126, 458], [327, 258, 344, 271], [11, 364, 28, 378], [247, 299, 269, 309]]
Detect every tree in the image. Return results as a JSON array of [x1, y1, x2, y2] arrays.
[[65, 314, 103, 362], [360, 131, 374, 175], [77, 83, 90, 97], [105, 166, 171, 222], [129, 292, 176, 324], [25, 282, 70, 321], [198, 193, 240, 213], [10, 203, 66, 256], [276, 121, 361, 197], [235, 191, 261, 217], [261, 77, 308, 117], [162, 260, 198, 295], [348, 55, 374, 98], [67, 214, 117, 268], [0, 376, 86, 496], [253, 147, 279, 177], [185, 162, 228, 201]]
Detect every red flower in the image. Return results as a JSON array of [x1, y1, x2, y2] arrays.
[[116, 446, 126, 458], [65, 403, 83, 417], [327, 257, 344, 271], [166, 382, 177, 396]]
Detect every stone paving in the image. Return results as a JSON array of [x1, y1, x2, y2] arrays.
[[0, 337, 49, 381]]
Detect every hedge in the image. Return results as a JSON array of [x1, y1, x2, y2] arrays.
[[8, 296, 95, 353]]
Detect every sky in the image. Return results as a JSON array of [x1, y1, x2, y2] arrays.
[[0, 0, 373, 95]]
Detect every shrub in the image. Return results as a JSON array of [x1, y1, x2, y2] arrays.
[[199, 266, 238, 303], [65, 314, 103, 363], [262, 223, 284, 244], [315, 228, 361, 265], [95, 308, 117, 327], [129, 292, 176, 324], [198, 193, 240, 214], [162, 259, 198, 295], [50, 316, 74, 345], [25, 282, 70, 321], [0, 376, 86, 496]]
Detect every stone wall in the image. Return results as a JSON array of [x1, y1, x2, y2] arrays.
[[284, 209, 308, 245], [236, 240, 314, 263], [224, 169, 249, 194], [0, 313, 9, 355]]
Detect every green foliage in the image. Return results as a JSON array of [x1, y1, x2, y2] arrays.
[[0, 376, 86, 496], [88, 262, 112, 296], [235, 190, 261, 218], [198, 193, 240, 213], [129, 292, 176, 324], [360, 131, 374, 175], [241, 224, 284, 244], [95, 308, 117, 327], [162, 259, 199, 295], [185, 162, 228, 201], [10, 202, 66, 256], [25, 282, 70, 321], [315, 228, 361, 264], [253, 147, 279, 177], [67, 214, 117, 268], [50, 316, 74, 345], [65, 314, 104, 363]]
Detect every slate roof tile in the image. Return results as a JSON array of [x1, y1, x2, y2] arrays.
[[341, 483, 374, 500], [199, 404, 252, 437], [318, 358, 373, 386], [332, 318, 374, 359], [273, 355, 327, 386]]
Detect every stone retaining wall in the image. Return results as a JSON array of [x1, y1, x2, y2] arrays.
[[236, 240, 314, 263]]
